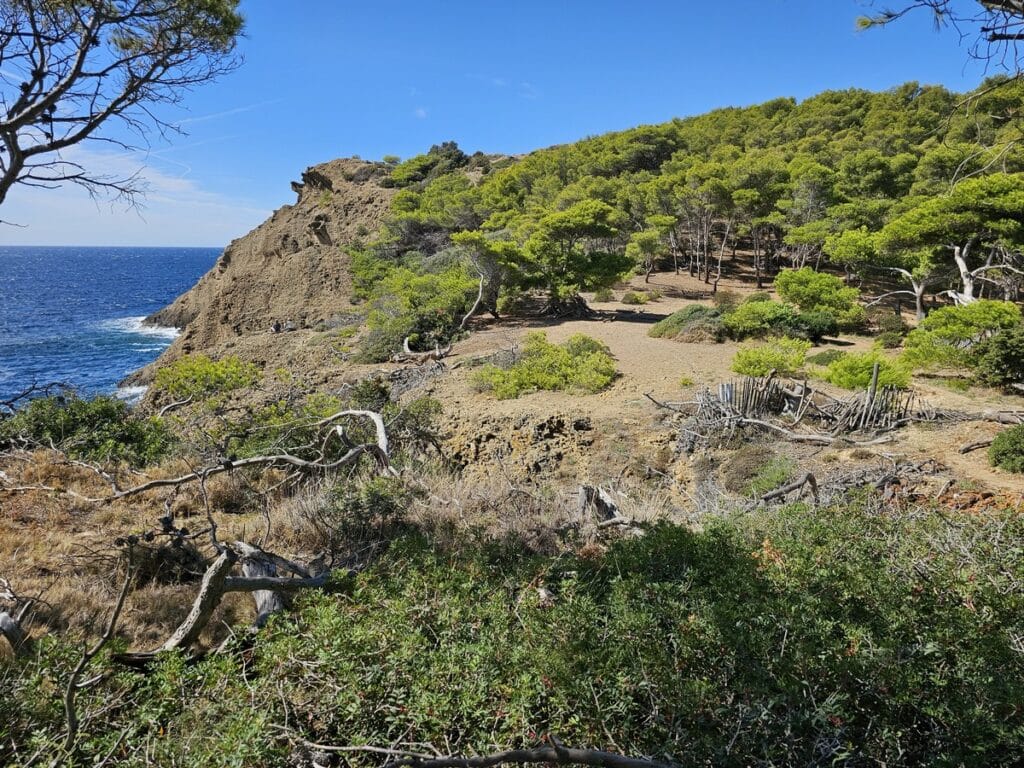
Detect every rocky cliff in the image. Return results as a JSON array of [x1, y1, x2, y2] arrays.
[[132, 158, 395, 382]]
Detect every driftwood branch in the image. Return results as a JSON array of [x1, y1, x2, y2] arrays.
[[157, 549, 237, 652], [959, 439, 994, 454], [0, 409, 397, 504], [762, 472, 819, 505]]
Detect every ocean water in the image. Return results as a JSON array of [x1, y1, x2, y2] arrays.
[[0, 246, 219, 402]]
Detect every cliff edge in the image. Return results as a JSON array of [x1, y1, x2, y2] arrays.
[[132, 158, 394, 382]]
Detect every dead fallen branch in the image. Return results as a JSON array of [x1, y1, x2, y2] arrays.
[[0, 409, 396, 504], [762, 473, 819, 505], [959, 439, 994, 454], [273, 729, 677, 768]]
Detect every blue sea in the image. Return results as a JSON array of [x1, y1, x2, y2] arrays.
[[0, 246, 219, 403]]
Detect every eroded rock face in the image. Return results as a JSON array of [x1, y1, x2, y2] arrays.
[[133, 158, 395, 382]]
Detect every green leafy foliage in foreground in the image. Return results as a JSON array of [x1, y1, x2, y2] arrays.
[[731, 336, 811, 377], [989, 424, 1024, 473], [820, 350, 911, 390], [0, 394, 172, 466], [474, 333, 617, 399], [4, 502, 1023, 766]]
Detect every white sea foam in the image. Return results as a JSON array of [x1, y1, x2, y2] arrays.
[[99, 316, 180, 340], [115, 385, 148, 405]]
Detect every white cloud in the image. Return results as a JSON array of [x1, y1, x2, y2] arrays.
[[0, 145, 270, 247], [414, 107, 428, 119]]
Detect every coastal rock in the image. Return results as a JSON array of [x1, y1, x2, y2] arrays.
[[132, 158, 394, 383]]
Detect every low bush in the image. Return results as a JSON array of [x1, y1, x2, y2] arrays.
[[592, 287, 614, 302], [0, 394, 173, 466], [153, 354, 259, 402], [620, 291, 648, 305], [806, 349, 845, 366], [974, 324, 1024, 389], [731, 337, 811, 377], [648, 305, 724, 342], [989, 424, 1024, 473], [711, 289, 741, 313], [793, 309, 839, 342], [821, 350, 911, 390], [474, 333, 617, 399], [6, 503, 1023, 765], [774, 267, 865, 331], [877, 330, 904, 349], [903, 300, 1022, 370], [722, 300, 799, 339]]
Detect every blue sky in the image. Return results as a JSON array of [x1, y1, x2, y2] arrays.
[[1, 0, 995, 247]]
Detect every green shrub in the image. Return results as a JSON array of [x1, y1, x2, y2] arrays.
[[877, 330, 905, 349], [806, 348, 846, 366], [821, 350, 911, 390], [0, 394, 173, 466], [646, 288, 664, 301], [974, 325, 1024, 389], [360, 265, 479, 362], [648, 305, 724, 343], [722, 300, 799, 339], [620, 291, 648, 305], [774, 267, 866, 331], [989, 424, 1024, 473], [744, 291, 773, 303], [153, 354, 259, 401], [474, 333, 617, 399], [711, 289, 741, 313], [592, 287, 614, 302], [5, 502, 1024, 765], [903, 300, 1022, 370], [731, 337, 811, 377], [746, 455, 797, 496], [793, 309, 839, 342]]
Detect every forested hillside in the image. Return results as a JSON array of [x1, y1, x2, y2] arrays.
[[354, 78, 1024, 357]]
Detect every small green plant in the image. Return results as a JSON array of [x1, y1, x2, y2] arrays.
[[821, 350, 911, 390], [974, 324, 1024, 389], [989, 424, 1024, 473], [474, 333, 617, 399], [711, 289, 741, 313], [153, 354, 259, 401], [722, 300, 799, 339], [0, 394, 173, 466], [806, 349, 845, 366], [877, 330, 904, 349], [731, 337, 811, 377], [620, 291, 649, 305], [592, 287, 614, 302], [648, 305, 724, 343], [678, 375, 695, 387], [646, 288, 664, 301], [746, 456, 797, 496]]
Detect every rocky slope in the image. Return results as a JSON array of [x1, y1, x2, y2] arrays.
[[130, 158, 394, 383]]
